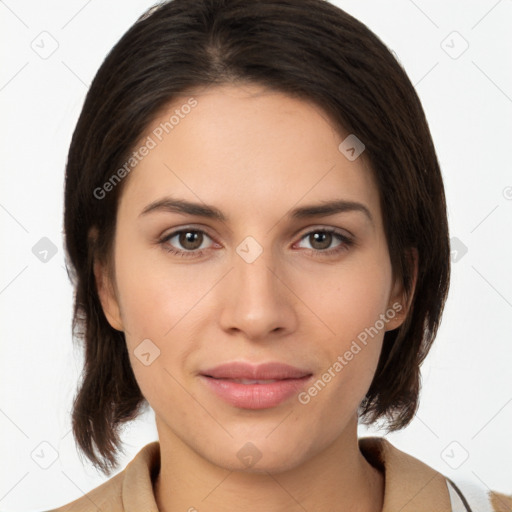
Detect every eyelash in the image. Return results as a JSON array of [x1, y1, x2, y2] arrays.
[[158, 227, 354, 260]]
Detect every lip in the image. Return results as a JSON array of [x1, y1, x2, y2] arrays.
[[199, 362, 313, 410]]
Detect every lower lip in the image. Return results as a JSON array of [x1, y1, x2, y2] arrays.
[[200, 375, 312, 409]]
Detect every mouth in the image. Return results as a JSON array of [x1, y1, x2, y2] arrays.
[[212, 378, 282, 384], [199, 362, 313, 409]]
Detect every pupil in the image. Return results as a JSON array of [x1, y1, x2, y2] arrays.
[[181, 231, 201, 249], [312, 232, 331, 250]]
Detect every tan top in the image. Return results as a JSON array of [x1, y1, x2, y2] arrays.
[[48, 436, 511, 511]]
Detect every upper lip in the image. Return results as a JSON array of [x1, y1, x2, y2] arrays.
[[200, 362, 312, 380]]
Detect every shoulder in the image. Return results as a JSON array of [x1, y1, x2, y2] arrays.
[[446, 478, 512, 512], [489, 490, 512, 512], [46, 470, 124, 512], [46, 441, 161, 512], [359, 436, 511, 512]]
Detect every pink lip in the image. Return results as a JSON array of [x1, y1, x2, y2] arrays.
[[199, 362, 313, 409]]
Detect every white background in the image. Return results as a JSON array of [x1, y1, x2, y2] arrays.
[[1, 0, 511, 510]]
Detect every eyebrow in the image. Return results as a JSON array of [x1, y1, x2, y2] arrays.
[[139, 197, 373, 223]]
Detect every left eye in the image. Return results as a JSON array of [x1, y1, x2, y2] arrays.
[[296, 229, 349, 251]]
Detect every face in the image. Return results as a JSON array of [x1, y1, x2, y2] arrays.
[[96, 84, 408, 473]]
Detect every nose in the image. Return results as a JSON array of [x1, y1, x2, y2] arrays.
[[218, 240, 298, 342]]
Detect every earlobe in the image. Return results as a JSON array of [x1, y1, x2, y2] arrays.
[[386, 248, 418, 331], [93, 259, 124, 332]]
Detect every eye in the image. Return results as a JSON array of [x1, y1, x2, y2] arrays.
[[295, 228, 354, 257], [159, 228, 216, 258]]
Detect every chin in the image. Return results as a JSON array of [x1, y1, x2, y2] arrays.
[[203, 434, 316, 475]]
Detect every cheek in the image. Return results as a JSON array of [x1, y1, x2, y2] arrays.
[[294, 252, 392, 401], [296, 251, 393, 344], [112, 240, 212, 394], [113, 237, 205, 340]]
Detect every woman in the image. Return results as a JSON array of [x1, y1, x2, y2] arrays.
[[49, 0, 510, 510]]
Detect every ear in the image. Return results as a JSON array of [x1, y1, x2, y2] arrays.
[[94, 258, 124, 332], [385, 248, 418, 331]]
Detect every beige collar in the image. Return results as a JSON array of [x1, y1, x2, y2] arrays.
[[122, 437, 452, 512], [359, 436, 452, 512]]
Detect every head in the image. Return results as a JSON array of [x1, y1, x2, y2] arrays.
[[64, 0, 450, 475]]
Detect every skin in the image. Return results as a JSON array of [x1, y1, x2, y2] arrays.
[[95, 83, 415, 512]]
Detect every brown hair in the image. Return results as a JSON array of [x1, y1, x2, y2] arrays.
[[63, 0, 450, 475]]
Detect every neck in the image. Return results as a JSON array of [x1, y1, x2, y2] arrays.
[[154, 417, 384, 512]]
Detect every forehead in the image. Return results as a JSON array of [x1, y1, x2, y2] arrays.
[[118, 84, 381, 226]]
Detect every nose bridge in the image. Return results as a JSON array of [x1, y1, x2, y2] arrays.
[[239, 236, 277, 293], [233, 234, 281, 304], [219, 233, 295, 338]]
